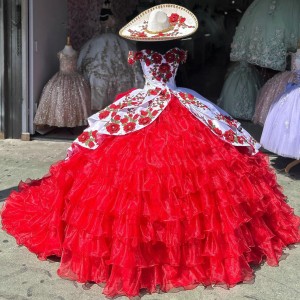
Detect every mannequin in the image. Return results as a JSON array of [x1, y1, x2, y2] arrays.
[[34, 36, 91, 128], [62, 36, 77, 56]]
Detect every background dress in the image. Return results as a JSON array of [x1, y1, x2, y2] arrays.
[[260, 74, 300, 159], [253, 52, 300, 125], [77, 32, 144, 110], [218, 61, 263, 120], [34, 51, 91, 127], [2, 48, 299, 298], [230, 0, 300, 71]]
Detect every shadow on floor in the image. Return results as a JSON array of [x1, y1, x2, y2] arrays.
[[0, 187, 18, 202]]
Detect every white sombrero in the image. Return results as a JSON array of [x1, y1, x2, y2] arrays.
[[119, 4, 198, 42]]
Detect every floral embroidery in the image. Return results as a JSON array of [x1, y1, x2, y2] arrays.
[[70, 48, 260, 155], [129, 48, 187, 83], [77, 130, 98, 148]]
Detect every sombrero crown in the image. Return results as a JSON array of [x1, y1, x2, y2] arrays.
[[119, 4, 198, 42]]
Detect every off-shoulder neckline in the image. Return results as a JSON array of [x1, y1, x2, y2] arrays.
[[140, 47, 184, 56]]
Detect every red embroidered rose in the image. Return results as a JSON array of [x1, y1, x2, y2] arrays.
[[99, 110, 110, 119], [159, 63, 171, 73], [146, 49, 152, 55], [179, 92, 186, 98], [138, 32, 147, 37], [121, 117, 129, 124], [149, 89, 159, 95], [110, 104, 121, 110], [145, 58, 151, 66], [179, 17, 186, 24], [133, 114, 139, 120], [152, 110, 159, 116], [138, 117, 152, 125], [152, 53, 162, 64], [78, 131, 90, 143], [106, 123, 120, 134], [128, 57, 135, 65], [141, 110, 148, 116], [88, 141, 95, 148], [187, 93, 194, 100], [165, 52, 176, 63], [113, 115, 121, 121], [166, 72, 172, 80], [124, 122, 136, 132], [238, 136, 245, 144], [213, 127, 222, 135], [169, 13, 179, 23], [134, 51, 143, 60], [224, 130, 235, 142], [91, 130, 97, 139], [208, 119, 213, 127]]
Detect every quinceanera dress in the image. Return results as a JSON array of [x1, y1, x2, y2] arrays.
[[253, 52, 300, 125], [260, 69, 300, 159], [1, 48, 300, 298], [34, 51, 91, 127], [218, 61, 263, 120]]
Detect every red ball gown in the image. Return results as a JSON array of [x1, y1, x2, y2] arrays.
[[1, 48, 299, 298]]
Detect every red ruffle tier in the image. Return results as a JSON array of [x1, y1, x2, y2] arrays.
[[1, 94, 300, 298]]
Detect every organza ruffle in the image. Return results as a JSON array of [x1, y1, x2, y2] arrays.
[[1, 95, 300, 298]]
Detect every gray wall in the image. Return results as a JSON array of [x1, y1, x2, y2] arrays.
[[29, 0, 68, 133]]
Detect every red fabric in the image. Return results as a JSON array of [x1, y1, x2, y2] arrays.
[[1, 94, 300, 298]]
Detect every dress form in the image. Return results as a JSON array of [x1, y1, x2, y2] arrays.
[[62, 37, 77, 56]]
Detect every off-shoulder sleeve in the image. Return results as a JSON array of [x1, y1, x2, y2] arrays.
[[128, 50, 144, 65]]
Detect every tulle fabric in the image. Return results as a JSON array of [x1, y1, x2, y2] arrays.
[[1, 94, 300, 298], [253, 71, 296, 126]]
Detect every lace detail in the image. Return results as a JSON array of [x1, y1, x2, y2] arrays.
[[77, 33, 144, 110], [230, 0, 300, 71]]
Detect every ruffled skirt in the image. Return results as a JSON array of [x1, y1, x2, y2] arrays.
[[1, 95, 300, 297]]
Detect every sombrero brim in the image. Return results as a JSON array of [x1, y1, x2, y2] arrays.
[[119, 4, 198, 42]]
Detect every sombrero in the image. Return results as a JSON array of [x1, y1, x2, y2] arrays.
[[119, 4, 198, 42]]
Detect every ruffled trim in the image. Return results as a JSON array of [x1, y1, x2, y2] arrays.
[[1, 98, 299, 298]]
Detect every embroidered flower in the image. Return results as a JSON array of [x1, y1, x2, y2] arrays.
[[106, 123, 120, 134], [224, 130, 235, 142], [88, 141, 95, 148], [165, 52, 176, 63], [169, 13, 179, 23], [213, 127, 222, 135], [113, 115, 121, 121], [145, 58, 151, 66], [124, 122, 136, 132], [78, 131, 90, 143], [159, 63, 171, 73], [238, 136, 245, 144], [134, 51, 143, 60], [99, 110, 110, 119], [138, 117, 152, 125], [121, 117, 129, 124], [152, 53, 162, 64], [91, 130, 97, 139], [179, 17, 186, 24]]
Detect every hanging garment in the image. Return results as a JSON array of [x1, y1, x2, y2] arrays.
[[218, 61, 263, 120], [34, 51, 91, 127], [230, 0, 300, 71], [77, 32, 144, 110]]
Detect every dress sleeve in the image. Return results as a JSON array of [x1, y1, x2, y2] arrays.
[[128, 51, 136, 65], [128, 50, 144, 65]]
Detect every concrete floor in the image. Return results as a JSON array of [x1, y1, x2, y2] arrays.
[[0, 138, 299, 300]]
